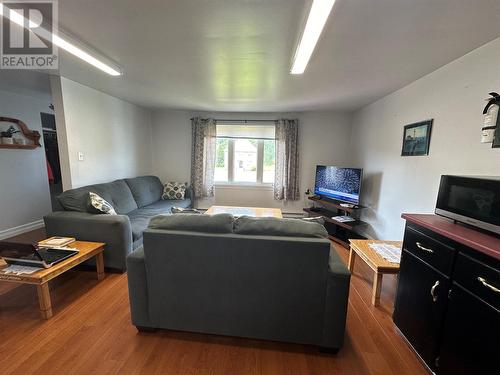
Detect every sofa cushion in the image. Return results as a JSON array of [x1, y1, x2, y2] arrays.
[[141, 199, 192, 213], [88, 192, 117, 215], [233, 216, 328, 238], [162, 182, 188, 200], [57, 184, 105, 213], [125, 176, 164, 208], [127, 199, 192, 241], [149, 213, 234, 233], [58, 179, 138, 214], [130, 216, 151, 243]]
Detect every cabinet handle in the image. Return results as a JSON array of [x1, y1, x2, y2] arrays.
[[430, 280, 440, 302], [416, 242, 434, 253], [477, 277, 500, 293]]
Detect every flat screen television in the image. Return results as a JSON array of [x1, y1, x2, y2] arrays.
[[314, 165, 363, 205]]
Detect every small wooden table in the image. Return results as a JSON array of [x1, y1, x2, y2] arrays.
[[205, 205, 283, 218], [348, 239, 402, 306], [0, 241, 105, 319]]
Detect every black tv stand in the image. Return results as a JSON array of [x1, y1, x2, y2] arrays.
[[304, 196, 367, 249], [309, 206, 323, 213]]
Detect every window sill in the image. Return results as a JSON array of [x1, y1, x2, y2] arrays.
[[215, 183, 274, 191]]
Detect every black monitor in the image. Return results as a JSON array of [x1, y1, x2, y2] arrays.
[[314, 165, 363, 205]]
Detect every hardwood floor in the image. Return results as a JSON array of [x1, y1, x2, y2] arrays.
[[0, 229, 427, 375]]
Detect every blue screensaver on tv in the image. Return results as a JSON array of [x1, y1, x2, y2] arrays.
[[314, 165, 363, 205]]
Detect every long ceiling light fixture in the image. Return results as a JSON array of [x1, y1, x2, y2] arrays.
[[0, 4, 122, 76], [290, 0, 336, 75]]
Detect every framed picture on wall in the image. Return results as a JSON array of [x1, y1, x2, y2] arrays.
[[401, 119, 433, 156]]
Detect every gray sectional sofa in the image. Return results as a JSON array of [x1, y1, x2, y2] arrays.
[[127, 214, 351, 351], [44, 176, 193, 271]]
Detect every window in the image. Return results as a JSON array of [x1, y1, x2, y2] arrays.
[[215, 123, 276, 184]]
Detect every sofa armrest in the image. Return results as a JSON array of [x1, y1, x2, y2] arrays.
[[43, 211, 133, 272], [321, 247, 351, 349], [126, 247, 151, 327]]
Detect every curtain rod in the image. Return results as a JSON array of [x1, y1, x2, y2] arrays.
[[190, 118, 277, 123]]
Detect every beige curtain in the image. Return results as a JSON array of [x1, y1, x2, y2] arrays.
[[274, 119, 300, 201], [191, 117, 216, 198]]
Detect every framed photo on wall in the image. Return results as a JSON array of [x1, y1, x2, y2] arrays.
[[401, 119, 433, 156]]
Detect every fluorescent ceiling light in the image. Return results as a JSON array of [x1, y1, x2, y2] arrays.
[[52, 33, 122, 76], [290, 0, 336, 75], [0, 4, 122, 76]]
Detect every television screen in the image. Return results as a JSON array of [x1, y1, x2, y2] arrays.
[[314, 165, 363, 204]]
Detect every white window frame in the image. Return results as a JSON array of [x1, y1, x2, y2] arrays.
[[215, 138, 274, 187]]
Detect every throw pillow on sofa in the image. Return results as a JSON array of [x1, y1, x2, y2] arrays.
[[88, 192, 117, 215], [162, 182, 187, 200]]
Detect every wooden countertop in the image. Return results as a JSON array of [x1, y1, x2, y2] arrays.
[[402, 213, 500, 261]]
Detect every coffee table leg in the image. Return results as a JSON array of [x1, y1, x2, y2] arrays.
[[371, 272, 383, 306], [96, 252, 105, 281], [348, 248, 356, 272], [37, 283, 53, 319]]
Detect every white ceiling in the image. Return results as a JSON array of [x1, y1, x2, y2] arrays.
[[0, 70, 52, 102], [4, 0, 500, 112]]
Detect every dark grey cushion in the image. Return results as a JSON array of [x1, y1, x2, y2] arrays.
[[127, 199, 192, 241], [234, 216, 328, 238], [129, 214, 153, 243], [57, 184, 105, 212], [57, 179, 138, 214], [125, 176, 164, 208], [138, 199, 192, 213], [149, 213, 234, 233]]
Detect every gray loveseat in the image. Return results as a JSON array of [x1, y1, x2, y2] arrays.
[[127, 214, 351, 351], [44, 176, 193, 271]]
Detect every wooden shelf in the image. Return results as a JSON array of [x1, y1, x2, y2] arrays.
[[303, 207, 367, 231], [0, 116, 41, 149], [0, 143, 38, 150], [305, 196, 367, 249], [308, 196, 364, 213]]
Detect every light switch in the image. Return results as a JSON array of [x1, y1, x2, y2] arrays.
[[78, 152, 84, 161]]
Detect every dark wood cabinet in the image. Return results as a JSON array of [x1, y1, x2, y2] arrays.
[[394, 247, 451, 370], [438, 283, 499, 375], [403, 226, 456, 275], [396, 214, 500, 375]]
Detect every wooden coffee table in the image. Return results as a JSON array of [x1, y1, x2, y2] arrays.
[[0, 241, 105, 319], [348, 239, 402, 306], [205, 205, 283, 218]]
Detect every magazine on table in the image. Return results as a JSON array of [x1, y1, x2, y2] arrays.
[[38, 237, 76, 248]]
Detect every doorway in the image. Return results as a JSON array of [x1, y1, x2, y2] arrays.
[[41, 112, 62, 211]]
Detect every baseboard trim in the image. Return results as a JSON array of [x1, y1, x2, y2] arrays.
[[0, 219, 45, 240]]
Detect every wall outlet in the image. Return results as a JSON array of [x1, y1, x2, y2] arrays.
[[78, 151, 84, 161]]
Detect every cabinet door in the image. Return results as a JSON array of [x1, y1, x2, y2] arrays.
[[438, 284, 500, 375], [393, 250, 450, 370]]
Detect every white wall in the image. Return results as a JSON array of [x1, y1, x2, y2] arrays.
[[351, 37, 500, 240], [151, 110, 353, 213], [0, 89, 52, 235], [51, 76, 153, 189]]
